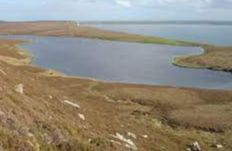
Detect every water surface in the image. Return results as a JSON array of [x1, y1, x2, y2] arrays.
[[4, 35, 232, 89], [92, 24, 232, 46]]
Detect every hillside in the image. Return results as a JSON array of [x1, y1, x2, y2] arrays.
[[0, 33, 231, 150]]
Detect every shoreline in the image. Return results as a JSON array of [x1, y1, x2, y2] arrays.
[[12, 36, 232, 90], [1, 21, 231, 73], [173, 45, 232, 72], [4, 35, 231, 90]]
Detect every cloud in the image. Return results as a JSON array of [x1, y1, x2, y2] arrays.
[[0, 0, 232, 21], [20, 0, 232, 10], [105, 0, 232, 10], [115, 0, 132, 7]]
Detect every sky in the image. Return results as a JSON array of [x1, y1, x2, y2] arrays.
[[0, 0, 232, 21]]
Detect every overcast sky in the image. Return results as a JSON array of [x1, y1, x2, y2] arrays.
[[0, 0, 232, 21]]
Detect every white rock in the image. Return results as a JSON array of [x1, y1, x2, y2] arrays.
[[111, 132, 137, 151], [127, 132, 137, 139], [192, 141, 201, 151], [215, 144, 223, 149], [186, 148, 191, 151], [27, 132, 34, 137], [78, 113, 85, 121], [63, 100, 80, 109], [110, 139, 122, 145], [15, 83, 24, 94], [49, 95, 53, 99], [142, 135, 148, 138]]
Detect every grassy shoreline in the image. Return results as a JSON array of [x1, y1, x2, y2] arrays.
[[1, 21, 231, 72], [173, 45, 232, 72]]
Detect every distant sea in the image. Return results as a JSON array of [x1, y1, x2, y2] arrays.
[[88, 23, 232, 46]]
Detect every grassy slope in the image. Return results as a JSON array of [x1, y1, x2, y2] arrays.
[[0, 32, 232, 150], [173, 45, 232, 72], [0, 21, 183, 45]]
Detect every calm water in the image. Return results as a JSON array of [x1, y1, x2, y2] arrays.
[[5, 35, 232, 89], [92, 24, 232, 46]]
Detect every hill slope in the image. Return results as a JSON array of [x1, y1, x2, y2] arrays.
[[0, 37, 231, 150]]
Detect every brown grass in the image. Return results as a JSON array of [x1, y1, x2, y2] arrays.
[[174, 45, 232, 72], [0, 21, 181, 45]]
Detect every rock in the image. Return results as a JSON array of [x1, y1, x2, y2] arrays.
[[111, 132, 137, 151], [27, 132, 34, 138], [192, 141, 201, 151], [216, 144, 223, 149], [110, 139, 122, 146], [48, 95, 53, 99], [127, 132, 137, 139], [212, 144, 223, 149], [142, 135, 148, 138], [78, 113, 85, 121], [15, 83, 24, 94], [48, 116, 53, 120], [63, 100, 80, 109], [186, 148, 191, 151]]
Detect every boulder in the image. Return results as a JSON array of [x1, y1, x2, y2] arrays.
[[192, 141, 201, 151], [15, 83, 24, 94]]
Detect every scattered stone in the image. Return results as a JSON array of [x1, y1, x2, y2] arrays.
[[27, 132, 34, 138], [111, 132, 137, 151], [110, 139, 122, 146], [49, 95, 53, 99], [142, 135, 148, 138], [15, 83, 24, 94], [192, 141, 201, 151], [63, 100, 80, 109], [216, 144, 223, 149], [186, 148, 191, 151], [212, 144, 223, 149], [78, 113, 85, 121], [151, 118, 162, 128], [127, 132, 137, 139]]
